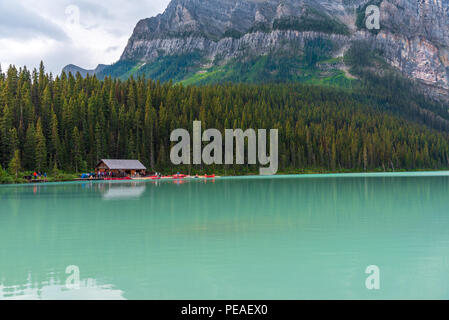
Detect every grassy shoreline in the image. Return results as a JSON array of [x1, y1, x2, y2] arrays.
[[0, 170, 79, 185]]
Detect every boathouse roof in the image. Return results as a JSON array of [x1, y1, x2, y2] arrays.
[[96, 159, 147, 170]]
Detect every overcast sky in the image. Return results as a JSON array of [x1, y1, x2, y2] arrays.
[[0, 0, 170, 75]]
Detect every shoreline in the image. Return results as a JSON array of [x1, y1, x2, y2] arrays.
[[2, 169, 449, 187]]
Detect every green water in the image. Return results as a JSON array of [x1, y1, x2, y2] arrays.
[[1, 172, 449, 300]]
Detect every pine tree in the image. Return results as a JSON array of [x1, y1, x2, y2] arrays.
[[50, 112, 62, 168], [35, 118, 47, 171], [23, 124, 36, 170], [40, 85, 53, 138], [0, 104, 13, 167], [0, 164, 6, 180], [157, 144, 166, 169], [144, 92, 156, 168], [8, 149, 21, 178], [38, 61, 46, 94], [72, 126, 82, 172], [8, 128, 19, 155], [363, 144, 368, 170], [52, 161, 60, 178], [95, 122, 103, 161], [331, 140, 337, 171]]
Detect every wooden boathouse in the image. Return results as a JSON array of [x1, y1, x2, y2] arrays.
[[95, 159, 147, 176]]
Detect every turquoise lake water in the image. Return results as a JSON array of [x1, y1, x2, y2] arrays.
[[1, 172, 449, 300]]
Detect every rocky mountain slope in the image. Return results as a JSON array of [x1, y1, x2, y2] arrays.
[[63, 0, 449, 99]]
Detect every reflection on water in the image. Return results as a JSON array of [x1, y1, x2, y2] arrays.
[[101, 183, 146, 200], [1, 173, 449, 299]]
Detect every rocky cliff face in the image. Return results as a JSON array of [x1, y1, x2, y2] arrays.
[[64, 0, 449, 99], [374, 0, 449, 98], [120, 0, 355, 61]]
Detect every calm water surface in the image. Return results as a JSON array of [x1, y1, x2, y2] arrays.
[[1, 172, 449, 299]]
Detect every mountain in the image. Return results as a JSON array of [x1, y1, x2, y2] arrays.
[[62, 64, 109, 78], [63, 0, 449, 100]]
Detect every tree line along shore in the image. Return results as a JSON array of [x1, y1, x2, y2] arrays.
[[1, 62, 449, 184]]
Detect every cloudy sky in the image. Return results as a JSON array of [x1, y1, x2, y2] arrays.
[[0, 0, 170, 74]]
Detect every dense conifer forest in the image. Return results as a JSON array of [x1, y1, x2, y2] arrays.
[[1, 62, 449, 182]]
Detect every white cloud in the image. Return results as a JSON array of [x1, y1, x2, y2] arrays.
[[0, 0, 170, 74]]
